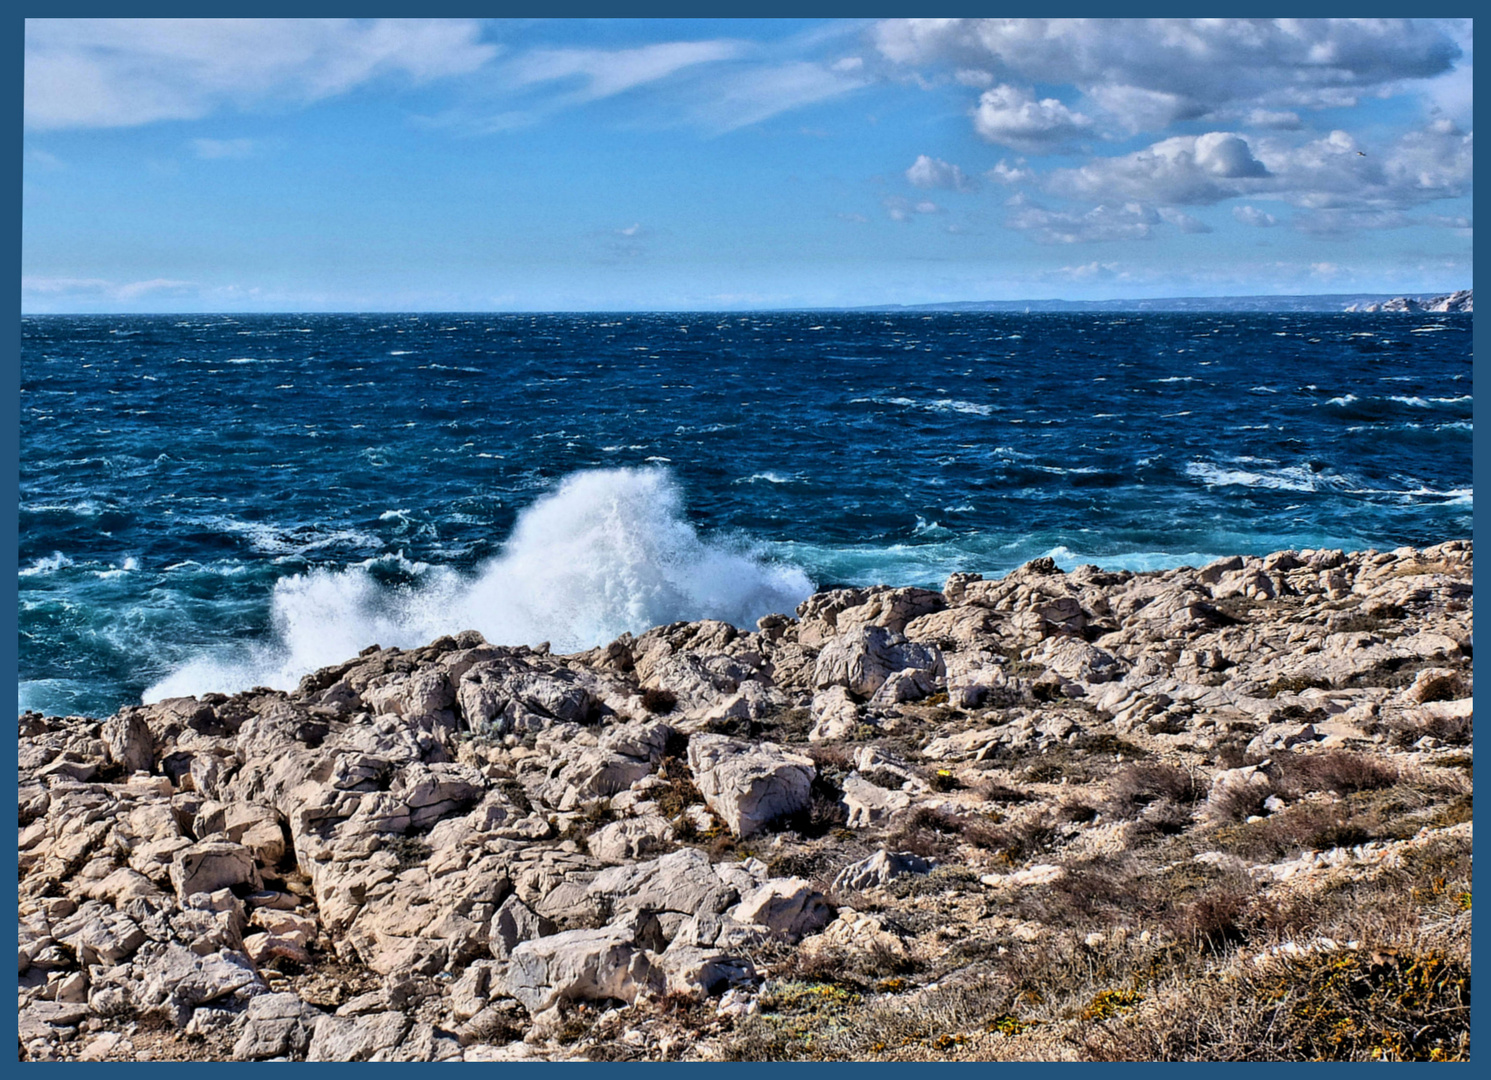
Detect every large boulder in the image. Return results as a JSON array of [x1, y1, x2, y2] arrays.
[[729, 878, 832, 942], [168, 841, 261, 901], [812, 626, 944, 698], [686, 735, 815, 838], [100, 711, 155, 775], [502, 912, 666, 1013]]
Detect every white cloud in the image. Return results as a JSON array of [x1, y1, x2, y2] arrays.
[[1046, 132, 1270, 206], [1244, 108, 1301, 130], [25, 18, 498, 130], [508, 40, 742, 101], [906, 154, 976, 192], [1158, 207, 1213, 234], [191, 137, 256, 159], [22, 275, 198, 303], [697, 61, 869, 131], [971, 84, 1092, 151], [1006, 200, 1159, 243], [873, 18, 1464, 133], [883, 195, 942, 222], [986, 159, 1034, 185], [1233, 205, 1278, 227]]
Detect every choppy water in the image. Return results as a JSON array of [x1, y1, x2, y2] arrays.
[[19, 311, 1473, 717]]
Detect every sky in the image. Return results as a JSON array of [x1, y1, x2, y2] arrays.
[[20, 17, 1475, 312]]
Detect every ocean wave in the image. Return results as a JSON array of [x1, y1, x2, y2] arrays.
[[145, 468, 814, 702], [193, 516, 385, 557], [735, 472, 798, 485], [1185, 461, 1326, 492], [19, 552, 74, 577]]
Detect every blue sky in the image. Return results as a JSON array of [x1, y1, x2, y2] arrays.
[[21, 17, 1474, 312]]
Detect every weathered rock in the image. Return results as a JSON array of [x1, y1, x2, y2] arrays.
[[813, 626, 944, 698], [586, 815, 675, 864], [832, 849, 934, 892], [808, 686, 859, 743], [489, 896, 558, 961], [502, 912, 666, 1013], [168, 841, 262, 901], [100, 711, 155, 775], [233, 992, 322, 1060], [306, 1010, 412, 1062], [686, 735, 815, 838], [729, 877, 832, 941]]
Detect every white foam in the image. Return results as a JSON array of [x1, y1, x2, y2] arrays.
[[1185, 461, 1322, 492], [144, 468, 814, 702], [19, 552, 74, 577]]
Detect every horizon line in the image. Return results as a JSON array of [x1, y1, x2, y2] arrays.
[[19, 287, 1474, 318]]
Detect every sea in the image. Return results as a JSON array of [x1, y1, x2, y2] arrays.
[[18, 310, 1473, 719]]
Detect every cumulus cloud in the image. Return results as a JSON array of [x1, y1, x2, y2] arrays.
[[873, 18, 1463, 132], [1233, 205, 1278, 227], [1006, 200, 1159, 243], [1045, 132, 1270, 206], [986, 158, 1034, 185], [972, 84, 1092, 151], [906, 154, 976, 191], [25, 18, 498, 130]]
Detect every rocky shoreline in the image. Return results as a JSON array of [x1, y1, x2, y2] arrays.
[[19, 542, 1473, 1061]]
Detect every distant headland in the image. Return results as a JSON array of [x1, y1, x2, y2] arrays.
[[857, 289, 1472, 315]]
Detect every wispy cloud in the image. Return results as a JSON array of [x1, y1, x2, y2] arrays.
[[508, 40, 743, 101], [25, 18, 498, 130]]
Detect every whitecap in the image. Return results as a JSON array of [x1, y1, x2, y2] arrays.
[[19, 552, 74, 577]]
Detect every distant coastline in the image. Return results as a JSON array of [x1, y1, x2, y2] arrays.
[[855, 289, 1473, 315]]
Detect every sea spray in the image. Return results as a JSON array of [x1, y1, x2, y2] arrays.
[[143, 468, 814, 702]]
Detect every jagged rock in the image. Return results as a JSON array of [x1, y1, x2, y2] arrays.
[[657, 945, 756, 1000], [839, 771, 913, 828], [586, 815, 675, 864], [686, 735, 815, 838], [799, 909, 908, 965], [832, 849, 934, 892], [502, 912, 667, 1013], [808, 686, 859, 743], [729, 878, 832, 941], [306, 1010, 412, 1062], [586, 847, 738, 920], [168, 841, 262, 901], [813, 625, 944, 698], [489, 896, 557, 961], [233, 992, 322, 1060], [100, 711, 155, 775], [13, 541, 1474, 1062]]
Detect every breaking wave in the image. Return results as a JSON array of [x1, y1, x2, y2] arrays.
[[145, 468, 814, 702]]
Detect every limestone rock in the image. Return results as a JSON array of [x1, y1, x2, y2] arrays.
[[686, 734, 815, 838], [502, 912, 666, 1013], [812, 625, 944, 698], [832, 849, 934, 892]]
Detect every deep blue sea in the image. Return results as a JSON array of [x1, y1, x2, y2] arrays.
[[19, 311, 1473, 718]]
